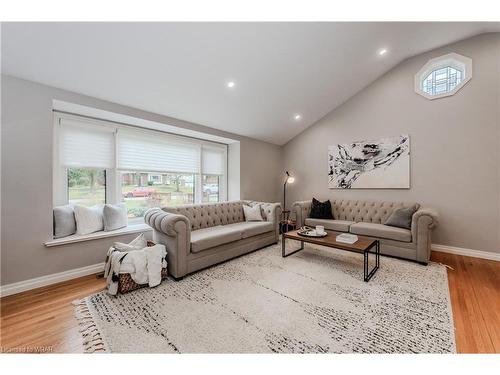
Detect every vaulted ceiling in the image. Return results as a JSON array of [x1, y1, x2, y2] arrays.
[[2, 22, 499, 144]]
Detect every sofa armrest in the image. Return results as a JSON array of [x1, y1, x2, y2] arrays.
[[411, 207, 439, 235], [411, 207, 439, 264], [291, 200, 312, 227], [244, 201, 282, 241], [144, 208, 191, 278], [144, 208, 191, 237], [264, 202, 282, 241]]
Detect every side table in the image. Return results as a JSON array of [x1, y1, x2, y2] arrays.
[[279, 219, 296, 234]]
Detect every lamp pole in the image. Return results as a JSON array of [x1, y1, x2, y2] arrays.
[[283, 171, 289, 211], [283, 171, 294, 219]]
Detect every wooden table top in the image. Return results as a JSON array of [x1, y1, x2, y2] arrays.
[[284, 229, 377, 253]]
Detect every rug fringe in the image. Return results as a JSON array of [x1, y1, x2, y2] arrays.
[[73, 299, 107, 353], [430, 261, 455, 271]]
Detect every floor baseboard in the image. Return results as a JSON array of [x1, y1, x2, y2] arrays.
[[0, 263, 104, 298], [431, 244, 500, 261]]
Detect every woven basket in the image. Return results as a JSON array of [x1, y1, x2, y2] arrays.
[[117, 240, 168, 294]]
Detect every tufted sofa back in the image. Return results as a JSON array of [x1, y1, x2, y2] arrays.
[[332, 200, 419, 224], [162, 201, 245, 231], [295, 199, 419, 224]]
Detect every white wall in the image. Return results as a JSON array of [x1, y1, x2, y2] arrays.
[[283, 33, 500, 254], [1, 75, 283, 285]]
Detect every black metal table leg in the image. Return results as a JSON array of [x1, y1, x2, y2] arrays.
[[282, 236, 304, 258], [281, 232, 285, 257], [364, 240, 380, 282]]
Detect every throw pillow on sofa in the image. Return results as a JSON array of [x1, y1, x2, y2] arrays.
[[53, 205, 76, 238], [243, 204, 264, 221], [384, 205, 418, 229], [74, 205, 104, 235], [103, 203, 128, 231], [310, 198, 334, 220]]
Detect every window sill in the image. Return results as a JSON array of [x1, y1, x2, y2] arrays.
[[44, 224, 152, 247]]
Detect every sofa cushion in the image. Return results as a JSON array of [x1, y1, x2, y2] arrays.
[[225, 221, 274, 238], [305, 218, 354, 232], [350, 222, 412, 242], [191, 225, 243, 253]]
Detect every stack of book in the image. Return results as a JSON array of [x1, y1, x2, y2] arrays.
[[336, 233, 359, 244]]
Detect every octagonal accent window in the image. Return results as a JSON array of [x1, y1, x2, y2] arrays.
[[415, 53, 472, 100]]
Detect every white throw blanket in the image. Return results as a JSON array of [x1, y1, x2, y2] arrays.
[[104, 244, 167, 295]]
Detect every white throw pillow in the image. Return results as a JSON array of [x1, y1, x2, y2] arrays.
[[103, 203, 128, 231], [74, 205, 104, 235], [243, 204, 264, 222]]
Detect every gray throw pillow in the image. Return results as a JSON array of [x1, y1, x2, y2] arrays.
[[384, 205, 418, 229], [103, 203, 128, 231], [53, 205, 76, 239]]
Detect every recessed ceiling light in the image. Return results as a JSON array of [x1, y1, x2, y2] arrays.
[[226, 81, 235, 88], [378, 48, 388, 56], [294, 114, 302, 121]]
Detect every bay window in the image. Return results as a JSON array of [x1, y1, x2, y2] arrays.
[[54, 113, 228, 221]]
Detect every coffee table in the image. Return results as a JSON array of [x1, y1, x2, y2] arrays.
[[282, 229, 380, 282]]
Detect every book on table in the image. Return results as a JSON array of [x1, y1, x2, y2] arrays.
[[336, 233, 359, 244]]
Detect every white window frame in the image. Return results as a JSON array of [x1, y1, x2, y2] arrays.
[[414, 52, 472, 100], [53, 113, 228, 213]]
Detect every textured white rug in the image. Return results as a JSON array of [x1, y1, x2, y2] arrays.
[[75, 242, 456, 353]]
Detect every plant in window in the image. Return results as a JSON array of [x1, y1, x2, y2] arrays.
[[414, 53, 472, 100]]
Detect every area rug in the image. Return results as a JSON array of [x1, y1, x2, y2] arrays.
[[74, 242, 456, 353]]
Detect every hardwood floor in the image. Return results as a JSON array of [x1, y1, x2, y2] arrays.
[[1, 251, 499, 353], [0, 274, 106, 353], [431, 252, 500, 353]]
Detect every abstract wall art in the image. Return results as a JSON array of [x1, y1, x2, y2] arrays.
[[328, 135, 410, 189]]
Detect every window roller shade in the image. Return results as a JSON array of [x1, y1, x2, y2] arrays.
[[202, 145, 225, 175], [117, 129, 201, 174], [59, 119, 115, 169], [59, 116, 226, 176]]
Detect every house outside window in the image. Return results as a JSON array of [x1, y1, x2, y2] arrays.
[[148, 174, 162, 184], [121, 172, 195, 218]]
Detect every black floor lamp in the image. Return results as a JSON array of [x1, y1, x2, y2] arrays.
[[283, 171, 295, 219]]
